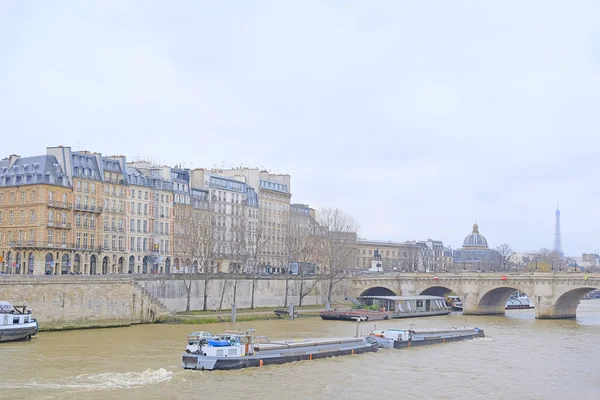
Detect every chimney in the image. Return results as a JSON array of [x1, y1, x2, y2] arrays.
[[8, 154, 20, 167]]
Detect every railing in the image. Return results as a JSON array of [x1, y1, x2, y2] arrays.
[[47, 200, 72, 209], [74, 204, 103, 213], [48, 221, 72, 229]]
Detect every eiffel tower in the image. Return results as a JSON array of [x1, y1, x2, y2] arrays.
[[553, 206, 563, 256]]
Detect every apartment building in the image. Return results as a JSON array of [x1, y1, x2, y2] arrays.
[[101, 156, 128, 273], [126, 166, 154, 273], [0, 154, 73, 275], [190, 169, 250, 272], [213, 168, 291, 270]]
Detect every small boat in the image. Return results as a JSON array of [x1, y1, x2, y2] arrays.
[[319, 309, 392, 321], [273, 309, 299, 318], [358, 295, 451, 319], [0, 301, 38, 343], [182, 329, 379, 371], [446, 296, 463, 311], [369, 327, 485, 349], [505, 294, 534, 309]]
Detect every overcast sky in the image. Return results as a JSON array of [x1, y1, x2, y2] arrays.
[[1, 1, 599, 255]]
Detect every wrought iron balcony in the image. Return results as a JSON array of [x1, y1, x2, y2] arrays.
[[47, 200, 72, 209], [47, 221, 72, 229]]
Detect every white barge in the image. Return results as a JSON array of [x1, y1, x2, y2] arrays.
[[369, 327, 484, 349], [182, 329, 379, 371], [358, 295, 451, 319], [0, 301, 38, 343]]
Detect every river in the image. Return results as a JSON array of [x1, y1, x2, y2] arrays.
[[2, 300, 599, 400]]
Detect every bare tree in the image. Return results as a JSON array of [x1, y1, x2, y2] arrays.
[[195, 213, 225, 311], [173, 207, 209, 312], [315, 207, 359, 305], [401, 245, 421, 272], [247, 219, 269, 309], [297, 234, 320, 306], [493, 244, 514, 272]]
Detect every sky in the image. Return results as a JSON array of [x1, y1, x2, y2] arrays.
[[1, 1, 599, 255]]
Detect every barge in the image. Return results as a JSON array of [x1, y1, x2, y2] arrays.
[[369, 327, 484, 349], [0, 301, 38, 343], [319, 309, 391, 321], [359, 295, 451, 319], [182, 329, 379, 371]]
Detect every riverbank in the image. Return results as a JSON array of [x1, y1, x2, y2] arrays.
[[161, 305, 325, 325]]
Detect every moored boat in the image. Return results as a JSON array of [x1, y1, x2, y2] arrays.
[[358, 295, 451, 319], [446, 295, 463, 311], [0, 301, 38, 343], [319, 309, 392, 321], [369, 327, 484, 349], [182, 329, 379, 371]]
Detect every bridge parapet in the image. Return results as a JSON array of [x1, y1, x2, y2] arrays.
[[347, 272, 599, 319]]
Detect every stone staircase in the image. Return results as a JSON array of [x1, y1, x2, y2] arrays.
[[132, 281, 170, 320]]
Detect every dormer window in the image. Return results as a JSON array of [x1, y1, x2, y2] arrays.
[[49, 174, 55, 184]]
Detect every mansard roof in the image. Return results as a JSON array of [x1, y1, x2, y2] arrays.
[[0, 155, 72, 188]]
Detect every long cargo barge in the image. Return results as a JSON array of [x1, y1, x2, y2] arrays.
[[369, 327, 484, 349], [182, 330, 379, 371]]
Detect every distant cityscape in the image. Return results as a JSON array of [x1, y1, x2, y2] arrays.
[[0, 145, 597, 276]]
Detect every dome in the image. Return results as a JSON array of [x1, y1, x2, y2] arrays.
[[463, 223, 489, 249]]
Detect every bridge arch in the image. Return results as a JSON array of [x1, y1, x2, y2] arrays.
[[550, 287, 597, 319], [477, 286, 532, 315], [419, 286, 456, 297], [359, 286, 397, 297]]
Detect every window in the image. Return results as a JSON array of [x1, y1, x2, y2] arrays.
[[48, 229, 53, 244], [83, 182, 88, 193], [137, 237, 141, 252], [28, 229, 34, 243], [61, 231, 66, 245], [0, 193, 4, 203], [0, 212, 3, 224], [159, 222, 164, 235], [91, 183, 96, 194], [112, 235, 116, 250], [103, 216, 109, 231], [130, 237, 134, 251], [20, 211, 25, 224], [76, 233, 81, 248], [62, 193, 67, 204], [83, 215, 88, 229], [137, 220, 141, 232], [143, 220, 148, 233], [104, 235, 109, 249], [165, 223, 169, 234], [61, 212, 67, 224], [75, 214, 81, 228], [76, 196, 81, 207], [48, 210, 53, 223], [111, 217, 116, 230], [118, 236, 123, 250], [165, 240, 169, 253], [130, 219, 135, 232], [138, 190, 141, 199], [143, 204, 148, 215], [31, 191, 36, 202], [20, 191, 25, 203], [143, 238, 148, 251], [90, 216, 95, 229], [137, 203, 141, 215], [90, 234, 95, 249], [83, 233, 88, 248]]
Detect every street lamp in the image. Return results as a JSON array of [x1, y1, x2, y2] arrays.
[[551, 258, 554, 271], [535, 258, 538, 271]]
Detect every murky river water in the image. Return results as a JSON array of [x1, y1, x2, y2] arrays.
[[2, 300, 599, 400]]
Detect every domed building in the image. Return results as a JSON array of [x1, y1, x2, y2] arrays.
[[452, 223, 498, 271], [462, 223, 489, 250]]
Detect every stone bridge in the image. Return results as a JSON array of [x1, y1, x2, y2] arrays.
[[345, 272, 600, 319]]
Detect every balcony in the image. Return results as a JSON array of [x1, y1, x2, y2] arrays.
[[47, 200, 72, 210], [72, 244, 103, 252], [74, 204, 103, 213], [47, 221, 72, 229], [9, 241, 73, 250]]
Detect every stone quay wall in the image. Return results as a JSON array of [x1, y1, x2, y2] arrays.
[[0, 274, 348, 329], [0, 275, 169, 330], [134, 274, 344, 311]]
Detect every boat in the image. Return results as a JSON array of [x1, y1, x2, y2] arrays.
[[446, 295, 463, 311], [273, 309, 299, 319], [505, 293, 534, 309], [357, 295, 451, 319], [182, 329, 379, 371], [0, 301, 38, 343], [369, 326, 485, 349], [319, 309, 392, 321]]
